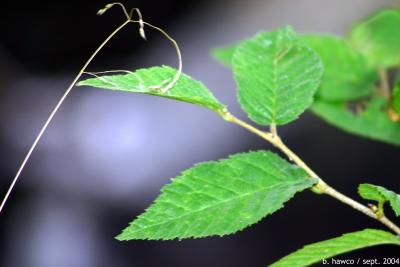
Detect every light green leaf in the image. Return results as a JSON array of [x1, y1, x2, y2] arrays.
[[78, 66, 225, 114], [212, 43, 237, 67], [270, 229, 400, 267], [359, 184, 387, 203], [349, 9, 400, 68], [233, 27, 323, 126], [312, 96, 400, 145], [117, 151, 316, 241], [359, 184, 400, 216], [302, 34, 377, 101]]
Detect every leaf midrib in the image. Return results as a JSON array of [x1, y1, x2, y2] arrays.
[[124, 179, 310, 237]]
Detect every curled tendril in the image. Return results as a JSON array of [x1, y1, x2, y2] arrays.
[[91, 2, 182, 94]]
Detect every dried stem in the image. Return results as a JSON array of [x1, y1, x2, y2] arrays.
[[87, 6, 183, 93], [0, 19, 132, 215], [1, 3, 182, 215], [222, 111, 400, 235], [379, 69, 390, 99]]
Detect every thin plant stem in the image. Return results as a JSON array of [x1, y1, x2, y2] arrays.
[[321, 184, 400, 235], [270, 123, 278, 137], [139, 21, 182, 93], [0, 19, 131, 215], [222, 111, 400, 235], [85, 16, 183, 93], [379, 69, 390, 99], [1, 2, 184, 215]]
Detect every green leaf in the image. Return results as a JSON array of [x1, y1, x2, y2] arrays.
[[359, 184, 400, 216], [270, 229, 400, 267], [117, 151, 316, 241], [212, 43, 237, 67], [232, 27, 323, 126], [302, 34, 377, 101], [78, 66, 226, 114], [212, 35, 377, 102], [359, 184, 387, 203], [349, 9, 400, 68], [312, 96, 400, 145]]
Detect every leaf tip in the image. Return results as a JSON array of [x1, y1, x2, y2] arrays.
[[76, 80, 88, 87], [115, 227, 130, 241]]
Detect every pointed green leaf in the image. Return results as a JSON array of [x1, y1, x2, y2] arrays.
[[349, 9, 400, 68], [233, 27, 323, 126], [312, 96, 400, 145], [78, 66, 225, 114], [359, 184, 400, 216], [271, 229, 400, 267], [302, 34, 378, 101], [117, 151, 316, 241], [212, 44, 237, 67]]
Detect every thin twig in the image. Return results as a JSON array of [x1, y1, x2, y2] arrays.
[[137, 21, 182, 93], [270, 123, 278, 138], [221, 111, 400, 235], [1, 3, 182, 215], [379, 69, 390, 99], [321, 184, 400, 235], [0, 19, 131, 215]]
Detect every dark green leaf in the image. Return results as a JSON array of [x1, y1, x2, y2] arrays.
[[312, 96, 400, 145], [302, 34, 377, 101], [232, 27, 323, 125], [271, 229, 400, 267], [349, 9, 400, 68], [117, 151, 316, 240], [78, 66, 226, 114], [359, 184, 400, 216]]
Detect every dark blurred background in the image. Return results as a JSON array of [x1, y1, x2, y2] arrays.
[[1, 1, 400, 266]]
